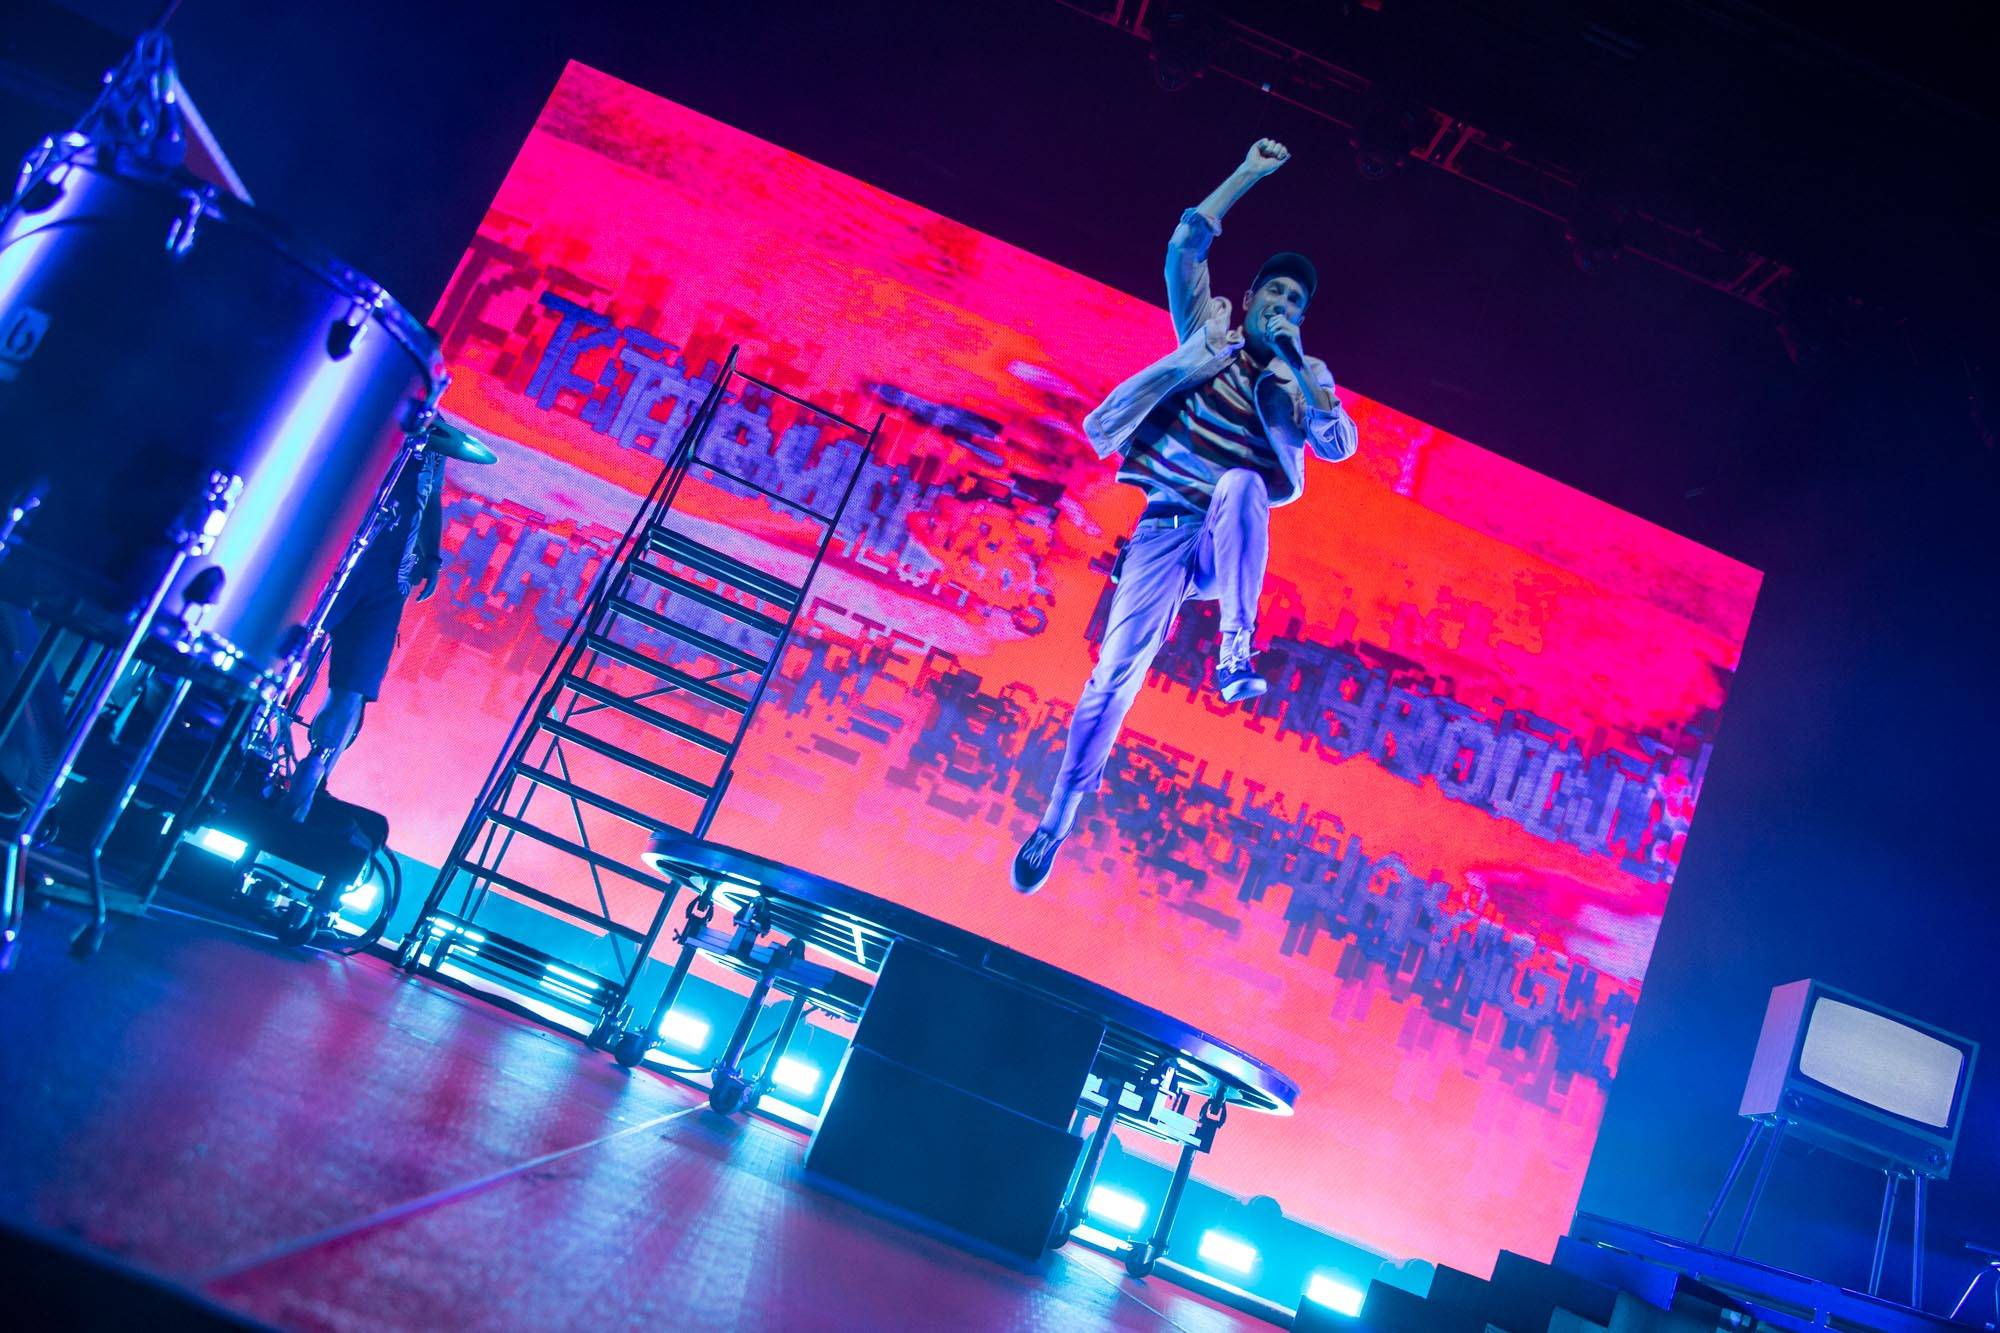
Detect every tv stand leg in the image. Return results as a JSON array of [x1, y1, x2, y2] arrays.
[[1868, 1170, 1898, 1295], [1698, 1120, 1764, 1247], [1728, 1117, 1787, 1255]]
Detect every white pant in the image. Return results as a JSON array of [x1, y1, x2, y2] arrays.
[[1045, 468, 1271, 818]]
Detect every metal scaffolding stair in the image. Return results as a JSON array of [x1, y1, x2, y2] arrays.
[[399, 347, 882, 1040]]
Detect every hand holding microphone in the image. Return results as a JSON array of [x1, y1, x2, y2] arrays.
[[1268, 311, 1305, 366]]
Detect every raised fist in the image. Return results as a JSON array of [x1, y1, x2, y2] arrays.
[[1244, 139, 1291, 177]]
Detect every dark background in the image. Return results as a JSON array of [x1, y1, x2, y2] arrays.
[[8, 0, 1995, 1307]]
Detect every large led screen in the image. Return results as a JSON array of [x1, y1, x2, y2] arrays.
[[339, 61, 1761, 1274]]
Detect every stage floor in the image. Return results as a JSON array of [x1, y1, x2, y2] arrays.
[[0, 904, 1266, 1331]]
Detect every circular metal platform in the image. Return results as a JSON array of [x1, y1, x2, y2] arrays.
[[641, 831, 1299, 1117]]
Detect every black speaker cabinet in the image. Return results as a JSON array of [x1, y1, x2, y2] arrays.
[[804, 943, 1105, 1262]]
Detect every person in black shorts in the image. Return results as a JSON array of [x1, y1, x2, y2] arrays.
[[286, 429, 451, 818]]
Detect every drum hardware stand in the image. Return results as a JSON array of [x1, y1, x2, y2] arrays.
[[74, 673, 193, 942], [400, 346, 882, 1050], [2, 470, 240, 957], [8, 17, 189, 225], [240, 425, 428, 794]]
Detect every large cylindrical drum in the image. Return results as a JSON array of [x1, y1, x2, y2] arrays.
[[0, 148, 444, 678]]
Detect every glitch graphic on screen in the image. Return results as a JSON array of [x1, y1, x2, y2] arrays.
[[339, 61, 1761, 1273]]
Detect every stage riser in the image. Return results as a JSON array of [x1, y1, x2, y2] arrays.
[[803, 945, 1106, 1262], [855, 943, 1107, 1127], [805, 1046, 1085, 1263]]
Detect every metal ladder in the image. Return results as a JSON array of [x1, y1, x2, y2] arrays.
[[398, 347, 882, 1041]]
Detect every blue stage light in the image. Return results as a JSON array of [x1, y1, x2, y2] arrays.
[[1085, 1184, 1149, 1231], [1305, 1272, 1366, 1316], [542, 962, 602, 992], [338, 877, 380, 917], [536, 974, 597, 1007], [191, 827, 250, 861], [1197, 1230, 1259, 1275], [427, 919, 485, 947], [771, 1056, 820, 1096], [658, 1011, 711, 1049], [1067, 1222, 1135, 1253]]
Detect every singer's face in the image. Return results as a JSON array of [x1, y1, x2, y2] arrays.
[[1243, 275, 1309, 359]]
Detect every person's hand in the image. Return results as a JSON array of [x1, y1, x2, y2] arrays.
[[1243, 139, 1290, 179], [1268, 313, 1305, 366], [412, 568, 440, 602]]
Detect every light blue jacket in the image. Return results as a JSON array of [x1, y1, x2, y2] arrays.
[[1082, 208, 1358, 507]]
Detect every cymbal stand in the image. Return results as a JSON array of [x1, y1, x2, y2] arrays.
[[2, 469, 240, 956]]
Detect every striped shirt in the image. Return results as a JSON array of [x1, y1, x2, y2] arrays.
[[1116, 348, 1287, 511]]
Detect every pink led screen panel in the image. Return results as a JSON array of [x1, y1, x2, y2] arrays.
[[339, 61, 1762, 1273]]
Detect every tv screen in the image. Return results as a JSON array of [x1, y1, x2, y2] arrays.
[[340, 62, 1762, 1274], [1798, 997, 1965, 1129]]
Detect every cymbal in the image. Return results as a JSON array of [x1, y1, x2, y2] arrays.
[[423, 414, 498, 465]]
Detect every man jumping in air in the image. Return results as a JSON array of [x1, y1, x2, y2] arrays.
[[1011, 139, 1359, 894]]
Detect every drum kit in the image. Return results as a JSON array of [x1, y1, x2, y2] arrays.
[[0, 23, 492, 958]]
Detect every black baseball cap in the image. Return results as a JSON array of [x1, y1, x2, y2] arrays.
[[1251, 251, 1318, 308]]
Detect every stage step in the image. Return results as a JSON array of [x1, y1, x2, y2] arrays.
[[1300, 1247, 1722, 1333], [622, 561, 790, 638], [402, 344, 881, 1042], [482, 810, 681, 895], [507, 762, 678, 833], [579, 634, 755, 712], [446, 861, 646, 943], [602, 596, 770, 672], [1486, 1251, 1621, 1332], [533, 716, 718, 801], [643, 527, 806, 610], [557, 674, 733, 754]]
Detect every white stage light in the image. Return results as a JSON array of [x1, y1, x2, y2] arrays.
[[659, 1011, 711, 1049], [543, 962, 601, 991], [339, 877, 380, 917], [1066, 1223, 1134, 1253], [1085, 1185, 1148, 1231], [192, 827, 249, 861], [772, 1056, 820, 1096], [1197, 1230, 1258, 1275], [1305, 1273, 1366, 1316]]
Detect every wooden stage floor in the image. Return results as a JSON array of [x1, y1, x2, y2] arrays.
[[0, 903, 1267, 1331]]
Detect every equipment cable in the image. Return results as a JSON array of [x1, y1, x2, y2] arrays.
[[330, 846, 400, 956]]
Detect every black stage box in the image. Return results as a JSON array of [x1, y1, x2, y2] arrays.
[[803, 944, 1105, 1261]]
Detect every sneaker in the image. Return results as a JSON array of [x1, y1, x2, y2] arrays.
[[1217, 658, 1268, 704], [1216, 630, 1267, 705], [1010, 827, 1066, 894]]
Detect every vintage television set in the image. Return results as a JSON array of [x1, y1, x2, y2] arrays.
[[1739, 979, 1979, 1177]]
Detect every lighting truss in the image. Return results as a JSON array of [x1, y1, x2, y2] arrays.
[[1053, 0, 1807, 315]]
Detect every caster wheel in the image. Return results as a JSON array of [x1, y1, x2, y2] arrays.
[[68, 922, 105, 957], [708, 1075, 749, 1115], [1046, 1209, 1072, 1251], [274, 902, 320, 947], [395, 939, 424, 972], [587, 1007, 629, 1050], [613, 1030, 649, 1068], [1123, 1245, 1158, 1278]]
